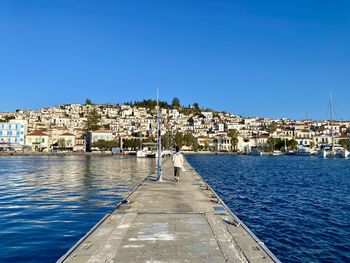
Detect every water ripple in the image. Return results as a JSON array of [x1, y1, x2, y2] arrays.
[[186, 155, 350, 263], [0, 156, 156, 263]]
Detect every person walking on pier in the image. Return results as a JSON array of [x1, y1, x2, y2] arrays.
[[172, 146, 184, 182]]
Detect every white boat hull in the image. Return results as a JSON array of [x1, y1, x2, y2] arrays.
[[339, 149, 350, 158], [320, 147, 349, 158]]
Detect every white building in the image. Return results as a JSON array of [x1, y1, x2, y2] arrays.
[[168, 109, 180, 118], [0, 119, 27, 145], [25, 130, 50, 152], [86, 130, 114, 151], [91, 130, 113, 142], [215, 123, 225, 132], [213, 136, 232, 151], [201, 111, 213, 120]]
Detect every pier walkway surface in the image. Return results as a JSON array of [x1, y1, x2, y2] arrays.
[[58, 159, 279, 263]]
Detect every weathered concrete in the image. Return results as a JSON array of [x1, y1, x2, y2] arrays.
[[59, 159, 278, 263]]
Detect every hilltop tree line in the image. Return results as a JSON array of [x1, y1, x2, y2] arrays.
[[84, 97, 210, 111], [83, 97, 213, 133]]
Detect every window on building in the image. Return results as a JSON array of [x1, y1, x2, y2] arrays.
[[42, 138, 45, 143], [20, 138, 24, 142], [21, 125, 24, 128], [0, 131, 2, 136]]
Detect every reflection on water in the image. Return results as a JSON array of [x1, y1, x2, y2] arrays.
[[0, 155, 156, 263]]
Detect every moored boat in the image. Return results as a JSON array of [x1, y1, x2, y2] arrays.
[[320, 144, 348, 158], [340, 148, 350, 158], [250, 147, 262, 156], [250, 147, 269, 156], [272, 150, 283, 156], [296, 146, 311, 156], [137, 148, 151, 158]]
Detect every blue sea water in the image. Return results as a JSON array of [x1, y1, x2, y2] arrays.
[[0, 156, 155, 263], [186, 155, 350, 263]]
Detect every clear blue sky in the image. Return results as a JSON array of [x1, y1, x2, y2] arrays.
[[1, 0, 350, 120]]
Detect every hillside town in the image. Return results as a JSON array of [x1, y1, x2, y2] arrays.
[[0, 98, 350, 154]]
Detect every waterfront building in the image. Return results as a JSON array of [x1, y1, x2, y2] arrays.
[[25, 130, 50, 152], [295, 137, 311, 146], [213, 135, 232, 151], [313, 134, 332, 147], [1, 101, 350, 154], [86, 130, 114, 151], [197, 136, 214, 150], [254, 134, 269, 148], [0, 119, 27, 145], [57, 133, 76, 151], [237, 136, 254, 153], [73, 137, 86, 152]]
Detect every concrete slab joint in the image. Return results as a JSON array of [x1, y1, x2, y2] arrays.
[[59, 159, 278, 263]]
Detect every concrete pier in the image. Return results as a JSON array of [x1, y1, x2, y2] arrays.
[[58, 159, 279, 263]]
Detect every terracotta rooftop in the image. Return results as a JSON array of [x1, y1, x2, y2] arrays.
[[27, 130, 48, 136], [61, 133, 74, 136], [337, 134, 350, 139]]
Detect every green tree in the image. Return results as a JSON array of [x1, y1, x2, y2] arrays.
[[123, 140, 139, 150], [187, 117, 194, 126], [162, 132, 173, 149], [105, 140, 118, 150], [193, 102, 199, 110], [85, 107, 101, 131], [92, 140, 118, 151], [103, 123, 110, 129], [183, 133, 195, 147], [310, 141, 315, 149], [127, 99, 171, 109], [339, 139, 350, 149], [174, 132, 184, 148], [85, 98, 92, 105], [58, 138, 66, 151], [288, 139, 298, 150], [267, 122, 278, 134], [227, 129, 239, 151], [267, 137, 280, 151], [92, 140, 106, 151], [171, 97, 181, 107], [1, 115, 16, 122]]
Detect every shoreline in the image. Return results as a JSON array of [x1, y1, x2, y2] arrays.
[[0, 151, 239, 157]]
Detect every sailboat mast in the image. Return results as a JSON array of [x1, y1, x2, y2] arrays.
[[330, 92, 334, 147]]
